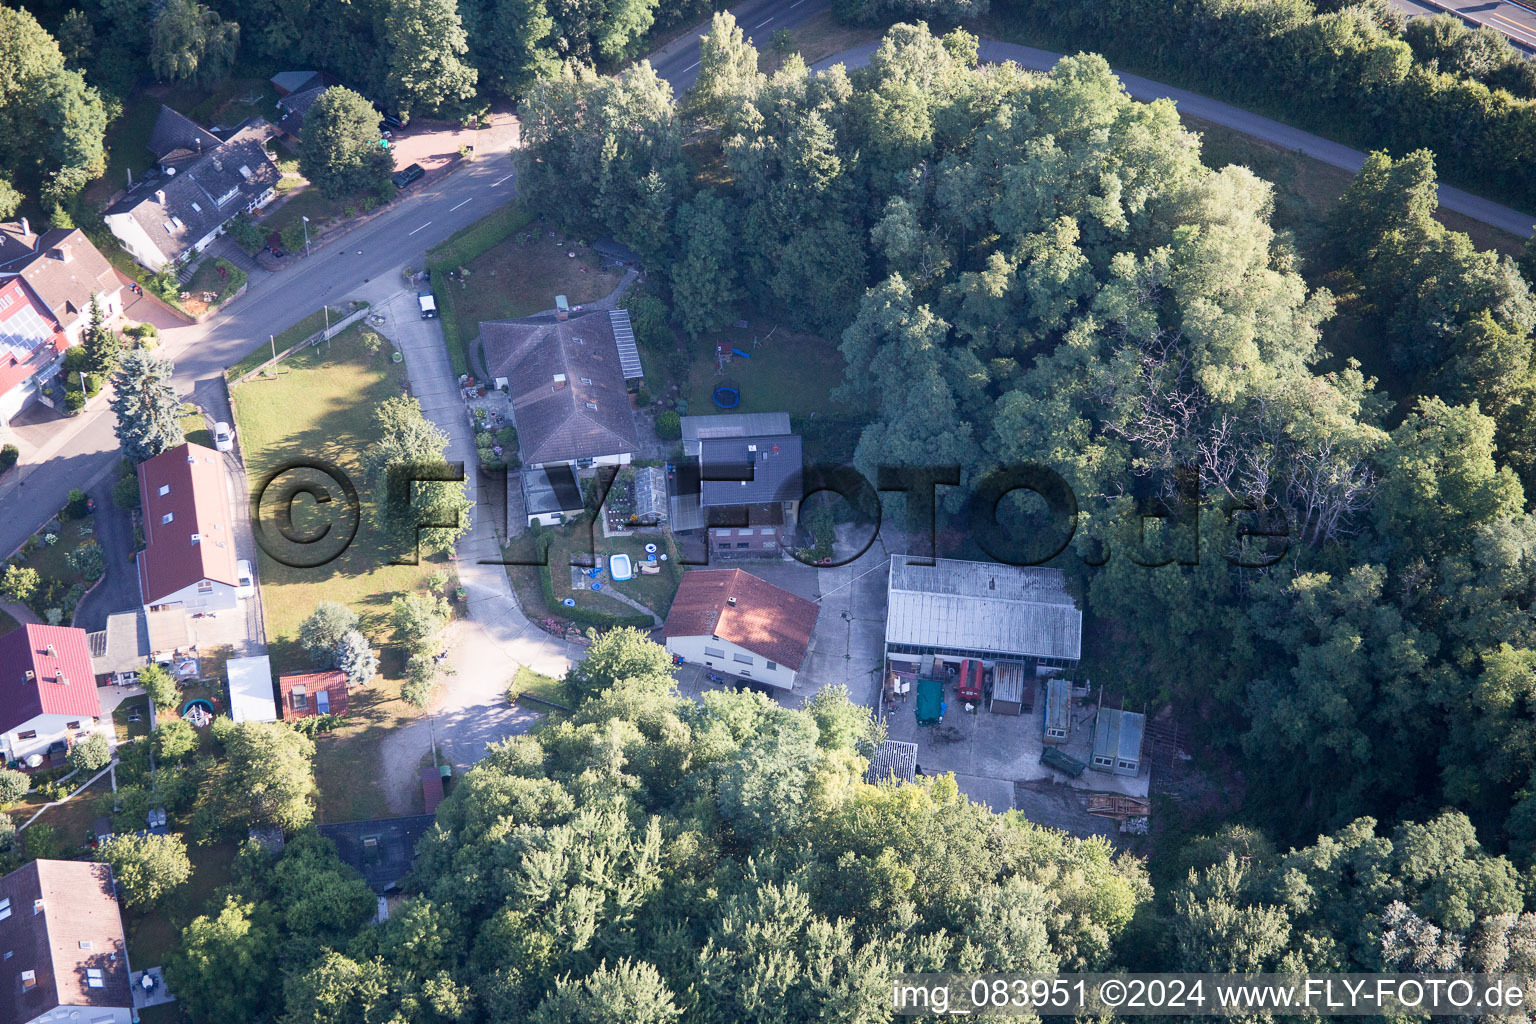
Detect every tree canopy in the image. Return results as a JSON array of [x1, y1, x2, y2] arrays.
[[299, 87, 395, 198]]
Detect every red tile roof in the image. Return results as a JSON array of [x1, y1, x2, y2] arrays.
[[0, 625, 101, 727], [0, 277, 65, 402], [137, 442, 238, 605], [662, 569, 819, 670], [278, 671, 349, 720], [0, 859, 131, 1024]]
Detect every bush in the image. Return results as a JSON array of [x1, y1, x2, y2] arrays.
[[635, 388, 652, 407], [655, 410, 681, 440], [402, 652, 441, 708], [98, 832, 192, 909], [66, 543, 104, 583], [280, 220, 308, 254], [140, 664, 180, 712], [68, 733, 111, 774], [228, 215, 264, 253], [0, 769, 29, 807], [0, 445, 16, 473], [64, 389, 85, 414], [112, 473, 141, 511], [155, 718, 198, 762], [64, 488, 89, 520]]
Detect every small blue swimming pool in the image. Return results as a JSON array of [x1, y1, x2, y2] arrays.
[[609, 553, 633, 581]]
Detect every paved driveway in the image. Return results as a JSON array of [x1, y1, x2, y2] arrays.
[[74, 474, 139, 632], [370, 291, 582, 811]]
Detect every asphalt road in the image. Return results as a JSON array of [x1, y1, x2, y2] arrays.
[[0, 154, 525, 558], [1390, 0, 1536, 52], [8, 5, 1536, 564], [650, 0, 830, 92]]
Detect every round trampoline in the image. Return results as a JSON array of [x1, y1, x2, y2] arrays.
[[180, 699, 214, 716], [712, 385, 741, 409]]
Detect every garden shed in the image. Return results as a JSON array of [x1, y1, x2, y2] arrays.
[[990, 662, 1032, 715], [228, 655, 277, 723], [633, 466, 668, 525]]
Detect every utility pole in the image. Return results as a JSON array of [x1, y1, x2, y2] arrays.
[[301, 215, 311, 258]]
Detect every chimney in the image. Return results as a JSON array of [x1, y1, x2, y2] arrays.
[[18, 217, 28, 237], [727, 596, 737, 606], [50, 244, 70, 263], [155, 189, 167, 205], [56, 671, 68, 686], [552, 373, 566, 390], [44, 644, 56, 657]]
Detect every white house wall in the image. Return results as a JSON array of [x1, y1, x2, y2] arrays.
[[34, 1004, 132, 1024], [3, 712, 100, 763], [664, 634, 798, 690], [143, 578, 237, 615], [103, 214, 169, 272]]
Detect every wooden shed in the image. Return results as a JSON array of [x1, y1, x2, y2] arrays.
[[990, 662, 1032, 715]]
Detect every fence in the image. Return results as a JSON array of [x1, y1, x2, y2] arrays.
[[230, 305, 372, 385]]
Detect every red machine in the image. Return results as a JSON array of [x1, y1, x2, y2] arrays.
[[956, 659, 983, 702]]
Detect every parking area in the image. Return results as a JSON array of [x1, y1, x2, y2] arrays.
[[387, 112, 520, 179]]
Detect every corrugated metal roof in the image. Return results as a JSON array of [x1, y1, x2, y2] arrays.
[[866, 740, 919, 783], [608, 309, 643, 379], [1045, 678, 1072, 730], [1093, 707, 1144, 763], [884, 555, 1082, 661], [992, 662, 1030, 704]]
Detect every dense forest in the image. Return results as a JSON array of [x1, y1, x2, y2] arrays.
[[160, 631, 1536, 1021], [514, 20, 1536, 859]]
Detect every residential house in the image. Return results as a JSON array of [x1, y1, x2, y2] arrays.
[[227, 656, 276, 723], [317, 815, 436, 894], [482, 307, 642, 470], [0, 276, 66, 424], [675, 413, 802, 558], [271, 74, 344, 144], [136, 442, 240, 614], [103, 106, 280, 271], [0, 221, 123, 346], [0, 859, 133, 1024], [661, 568, 819, 690], [278, 670, 349, 720], [0, 625, 103, 765], [884, 554, 1082, 682]]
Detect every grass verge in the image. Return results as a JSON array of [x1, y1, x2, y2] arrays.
[[425, 203, 537, 376], [226, 306, 344, 380]]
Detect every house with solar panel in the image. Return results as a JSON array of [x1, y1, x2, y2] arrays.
[[481, 305, 643, 526]]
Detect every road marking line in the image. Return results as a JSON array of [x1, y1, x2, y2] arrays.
[[450, 198, 473, 211], [409, 221, 432, 235], [755, 16, 773, 27], [1490, 11, 1536, 38], [683, 60, 700, 72], [491, 173, 514, 186], [790, 0, 803, 6]]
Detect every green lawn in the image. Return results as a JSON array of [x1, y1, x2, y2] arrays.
[[503, 522, 681, 623], [231, 323, 444, 675], [678, 319, 847, 419], [512, 666, 563, 705], [311, 674, 423, 823], [112, 695, 151, 742], [180, 407, 212, 449], [124, 839, 238, 971], [227, 305, 346, 380]]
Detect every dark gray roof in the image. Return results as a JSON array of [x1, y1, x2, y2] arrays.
[[699, 433, 802, 507], [482, 310, 640, 466], [317, 815, 436, 894], [270, 71, 322, 95], [866, 740, 918, 784], [276, 84, 335, 140], [88, 612, 150, 678], [147, 106, 222, 168], [106, 119, 280, 264], [682, 412, 792, 450]]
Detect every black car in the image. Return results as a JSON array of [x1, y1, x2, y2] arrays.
[[380, 113, 406, 131], [392, 163, 425, 189]]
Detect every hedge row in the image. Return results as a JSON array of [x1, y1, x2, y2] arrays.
[[997, 0, 1536, 217]]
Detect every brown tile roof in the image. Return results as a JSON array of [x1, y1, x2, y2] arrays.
[[12, 230, 120, 325], [663, 569, 819, 670], [0, 859, 131, 1024], [0, 625, 102, 728], [137, 442, 239, 605], [480, 310, 640, 465], [278, 670, 349, 720]]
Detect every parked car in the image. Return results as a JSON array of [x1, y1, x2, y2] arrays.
[[236, 559, 255, 598], [213, 421, 234, 452], [391, 163, 425, 189], [419, 286, 437, 319], [380, 113, 406, 131]]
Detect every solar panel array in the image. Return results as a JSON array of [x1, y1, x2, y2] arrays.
[[609, 308, 643, 379], [0, 301, 54, 361]]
